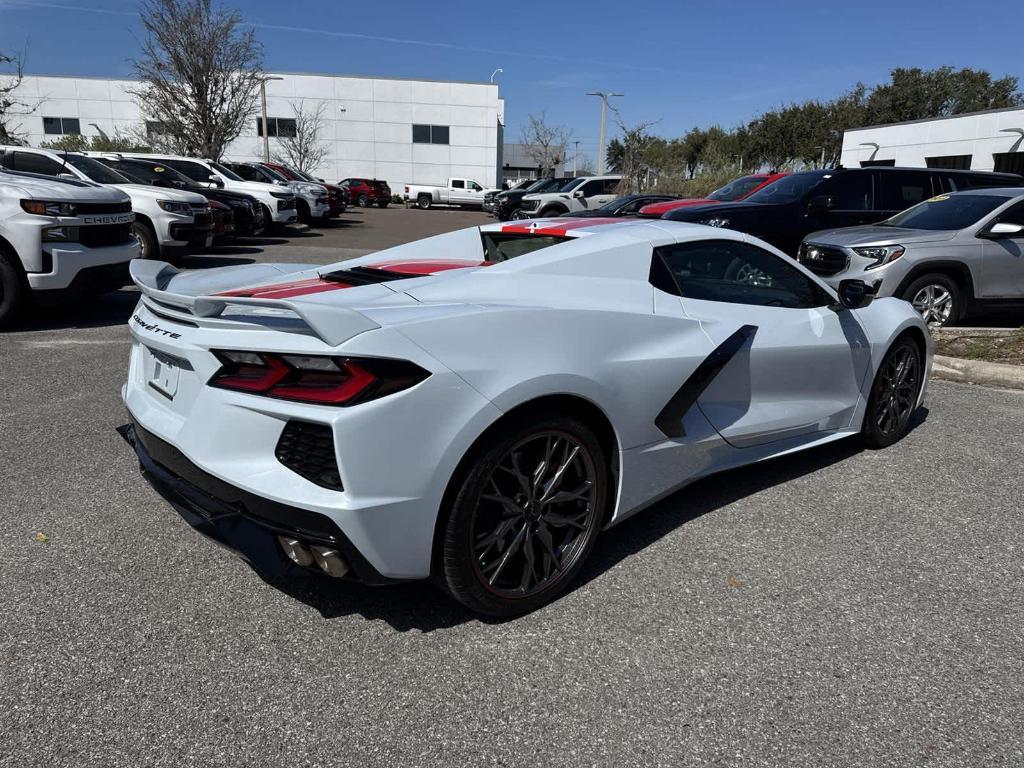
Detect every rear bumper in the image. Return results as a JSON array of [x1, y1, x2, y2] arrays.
[[117, 420, 395, 585]]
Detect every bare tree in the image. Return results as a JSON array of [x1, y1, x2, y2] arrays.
[[520, 111, 570, 176], [610, 116, 658, 193], [1, 46, 38, 145], [130, 0, 264, 160], [272, 101, 329, 175]]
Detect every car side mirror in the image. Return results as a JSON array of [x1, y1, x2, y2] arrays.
[[572, 189, 585, 199], [834, 279, 876, 310], [808, 194, 833, 215], [208, 174, 224, 188], [980, 221, 1024, 238]]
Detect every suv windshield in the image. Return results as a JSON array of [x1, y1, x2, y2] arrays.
[[209, 161, 243, 181], [118, 160, 194, 186], [744, 171, 829, 204], [62, 154, 130, 184], [254, 164, 288, 182], [708, 175, 767, 201], [558, 177, 585, 192], [882, 193, 1010, 230]]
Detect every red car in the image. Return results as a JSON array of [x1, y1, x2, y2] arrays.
[[209, 199, 235, 243], [259, 162, 347, 218], [340, 177, 392, 208], [638, 172, 789, 217]]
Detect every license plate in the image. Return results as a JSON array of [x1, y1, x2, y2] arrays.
[[148, 348, 181, 399]]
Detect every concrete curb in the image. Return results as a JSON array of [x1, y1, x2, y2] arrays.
[[932, 355, 1024, 390]]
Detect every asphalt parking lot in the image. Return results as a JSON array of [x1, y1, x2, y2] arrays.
[[2, 207, 1023, 767]]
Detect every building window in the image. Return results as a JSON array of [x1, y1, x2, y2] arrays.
[[42, 116, 81, 135], [412, 124, 449, 145], [993, 152, 1024, 175], [860, 159, 895, 167], [256, 117, 297, 138], [925, 155, 972, 170]]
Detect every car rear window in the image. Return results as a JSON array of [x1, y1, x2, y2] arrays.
[[482, 233, 569, 261]]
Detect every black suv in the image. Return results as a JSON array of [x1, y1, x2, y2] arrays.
[[492, 177, 564, 221], [664, 166, 1024, 255], [95, 156, 266, 237]]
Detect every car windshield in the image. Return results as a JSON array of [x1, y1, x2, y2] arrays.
[[208, 161, 243, 181], [62, 154, 131, 184], [708, 175, 768, 201], [256, 165, 288, 182], [881, 194, 1010, 230], [285, 165, 315, 182], [122, 161, 194, 186], [558, 177, 585, 192], [744, 171, 829, 204]]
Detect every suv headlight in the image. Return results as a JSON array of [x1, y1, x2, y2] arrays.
[[157, 200, 192, 215], [270, 190, 291, 199], [21, 199, 77, 217], [855, 244, 905, 270], [698, 217, 730, 228]]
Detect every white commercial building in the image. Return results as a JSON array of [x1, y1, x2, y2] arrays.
[[9, 72, 504, 189], [840, 106, 1024, 175]]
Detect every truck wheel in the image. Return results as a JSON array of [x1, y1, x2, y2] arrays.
[[0, 249, 29, 329], [417, 195, 432, 210], [508, 208, 527, 220], [538, 207, 566, 218], [132, 222, 158, 261], [296, 199, 311, 225], [357, 194, 369, 208]]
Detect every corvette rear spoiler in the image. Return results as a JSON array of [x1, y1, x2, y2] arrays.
[[129, 260, 380, 347]]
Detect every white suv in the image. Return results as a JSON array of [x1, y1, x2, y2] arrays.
[[518, 175, 623, 218], [126, 154, 298, 230], [0, 146, 211, 261], [0, 170, 138, 326], [223, 162, 329, 224]]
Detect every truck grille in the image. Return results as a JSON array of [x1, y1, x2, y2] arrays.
[[192, 212, 212, 228], [76, 201, 132, 215], [520, 199, 540, 212], [798, 242, 848, 277], [79, 222, 134, 248], [275, 421, 342, 491]]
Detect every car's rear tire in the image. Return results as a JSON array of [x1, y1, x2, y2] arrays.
[[357, 194, 369, 208], [440, 413, 608, 617], [861, 336, 923, 449], [132, 221, 158, 261], [901, 274, 961, 328], [417, 195, 432, 210], [0, 249, 29, 329], [377, 200, 389, 208]]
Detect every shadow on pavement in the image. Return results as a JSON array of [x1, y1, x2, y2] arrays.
[[267, 408, 928, 632], [10, 288, 140, 332]]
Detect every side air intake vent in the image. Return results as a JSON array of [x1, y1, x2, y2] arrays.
[[275, 421, 343, 491]]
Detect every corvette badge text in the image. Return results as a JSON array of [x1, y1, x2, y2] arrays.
[[132, 314, 181, 339]]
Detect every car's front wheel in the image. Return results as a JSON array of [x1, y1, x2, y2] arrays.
[[440, 414, 608, 617], [357, 194, 369, 207], [508, 208, 527, 220], [861, 335, 923, 449], [902, 274, 960, 328]]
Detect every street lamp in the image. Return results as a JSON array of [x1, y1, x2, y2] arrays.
[[490, 68, 503, 84], [586, 91, 623, 175], [260, 75, 284, 162]]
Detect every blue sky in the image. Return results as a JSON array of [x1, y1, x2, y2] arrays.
[[2, 0, 1022, 163]]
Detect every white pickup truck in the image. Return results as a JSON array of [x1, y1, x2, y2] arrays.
[[0, 170, 138, 326], [403, 178, 500, 210]]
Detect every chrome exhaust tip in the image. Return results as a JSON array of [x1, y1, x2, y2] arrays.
[[310, 545, 350, 578], [277, 536, 314, 567]]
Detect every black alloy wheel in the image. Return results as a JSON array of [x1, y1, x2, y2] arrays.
[[441, 415, 608, 616], [861, 336, 922, 448]]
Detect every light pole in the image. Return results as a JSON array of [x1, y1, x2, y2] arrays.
[[490, 68, 503, 84], [586, 91, 623, 175], [573, 140, 580, 177], [260, 75, 284, 162]]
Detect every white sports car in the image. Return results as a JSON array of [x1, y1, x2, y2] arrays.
[[119, 218, 932, 616]]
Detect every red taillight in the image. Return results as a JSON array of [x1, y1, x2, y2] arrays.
[[208, 351, 428, 406]]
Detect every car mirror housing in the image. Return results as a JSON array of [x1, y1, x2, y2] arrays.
[[572, 189, 585, 199], [981, 221, 1024, 238], [834, 279, 877, 310]]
